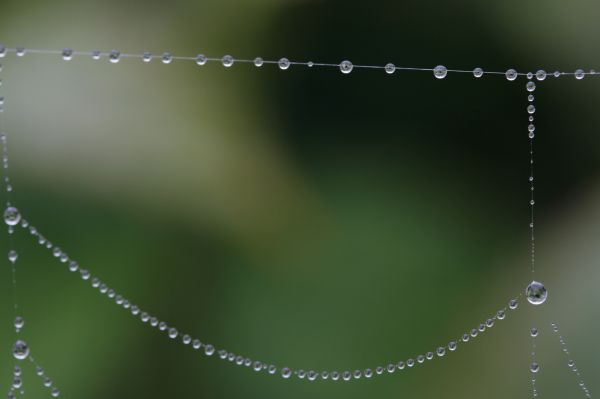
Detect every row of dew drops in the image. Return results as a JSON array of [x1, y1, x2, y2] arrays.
[[0, 45, 595, 80], [3, 204, 521, 382]]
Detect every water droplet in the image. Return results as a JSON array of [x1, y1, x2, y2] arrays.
[[530, 362, 540, 373], [12, 340, 29, 360], [168, 328, 178, 339], [142, 52, 152, 63], [340, 60, 353, 74], [0, 45, 5, 57], [397, 361, 405, 370], [554, 71, 561, 77], [448, 341, 457, 351], [529, 131, 535, 139], [61, 48, 73, 61], [342, 371, 351, 381], [486, 319, 494, 328], [195, 55, 207, 66], [473, 67, 484, 78], [530, 327, 538, 337], [278, 58, 290, 70], [308, 370, 318, 380], [536, 70, 547, 81], [353, 369, 362, 379], [527, 105, 536, 114], [4, 206, 21, 226], [528, 95, 534, 102], [526, 280, 547, 305], [433, 65, 447, 79], [527, 72, 534, 80], [254, 361, 263, 371], [92, 50, 101, 60], [497, 309, 506, 320], [407, 359, 415, 368], [575, 69, 585, 80], [8, 250, 17, 264], [12, 377, 21, 389], [268, 365, 277, 374], [204, 344, 215, 356], [364, 368, 373, 378], [161, 52, 173, 64], [253, 57, 263, 67], [192, 339, 201, 349], [470, 328, 478, 337], [527, 81, 536, 92], [528, 124, 536, 133], [109, 50, 120, 64], [417, 355, 425, 364], [14, 366, 21, 376], [331, 371, 340, 380], [462, 333, 470, 342], [568, 360, 575, 368], [69, 261, 78, 272], [479, 323, 486, 332], [51, 388, 60, 397], [222, 55, 234, 67], [384, 63, 395, 74], [506, 69, 518, 81], [509, 299, 518, 310], [16, 47, 26, 57], [14, 316, 24, 331], [307, 61, 314, 68], [437, 346, 446, 356]]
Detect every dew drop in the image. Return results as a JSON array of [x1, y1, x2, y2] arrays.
[[529, 131, 535, 139], [12, 340, 29, 360], [204, 344, 215, 356], [407, 359, 415, 367], [527, 81, 536, 92], [14, 316, 24, 332], [307, 61, 314, 67], [473, 67, 484, 78], [530, 327, 538, 337], [168, 328, 178, 339], [16, 47, 26, 57], [364, 368, 373, 378], [417, 355, 425, 364], [142, 52, 152, 63], [527, 105, 536, 114], [331, 371, 340, 380], [253, 57, 264, 67], [4, 206, 21, 226], [575, 69, 585, 80], [397, 361, 405, 370], [339, 60, 353, 74], [8, 250, 17, 264], [92, 50, 101, 60], [462, 333, 470, 342], [308, 370, 318, 380], [353, 369, 362, 379], [51, 388, 60, 397], [530, 362, 540, 373], [195, 54, 207, 66], [509, 299, 518, 310], [497, 309, 506, 320], [62, 48, 73, 61], [486, 319, 494, 328], [554, 71, 561, 77], [526, 280, 547, 305], [384, 63, 395, 74], [437, 346, 446, 356], [109, 50, 120, 64], [278, 58, 290, 70], [535, 70, 547, 81], [161, 52, 173, 64], [222, 55, 234, 67], [505, 69, 518, 81], [342, 371, 351, 381], [568, 360, 575, 368], [433, 65, 447, 79], [448, 341, 457, 351], [0, 45, 5, 58]]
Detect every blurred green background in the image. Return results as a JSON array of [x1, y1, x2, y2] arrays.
[[0, 0, 599, 398]]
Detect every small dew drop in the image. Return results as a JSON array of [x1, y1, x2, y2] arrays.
[[195, 54, 207, 66], [384, 63, 396, 74], [161, 52, 173, 64], [535, 70, 547, 81], [4, 206, 21, 226], [530, 327, 538, 337], [109, 50, 120, 64], [505, 69, 518, 81], [14, 316, 24, 332], [278, 58, 290, 70], [92, 50, 101, 60], [527, 81, 536, 92], [575, 69, 585, 80], [530, 362, 540, 373], [142, 52, 152, 63], [448, 341, 457, 351], [8, 250, 17, 264], [497, 309, 506, 320], [509, 299, 518, 310], [253, 57, 264, 67], [12, 340, 29, 360], [473, 67, 484, 78], [222, 55, 234, 68], [433, 65, 448, 79], [62, 48, 73, 61], [339, 60, 353, 74]]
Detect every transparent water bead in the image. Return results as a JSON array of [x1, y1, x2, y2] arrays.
[[437, 347, 446, 357], [4, 206, 21, 226], [433, 65, 447, 79], [92, 50, 101, 60], [505, 69, 518, 81], [253, 57, 264, 67], [384, 63, 395, 74], [16, 47, 26, 57], [530, 327, 538, 337], [196, 54, 207, 66], [339, 60, 353, 74], [0, 44, 5, 57], [62, 48, 73, 61], [473, 67, 484, 78], [448, 341, 457, 351], [509, 299, 518, 310], [530, 362, 540, 373], [14, 316, 24, 332], [527, 105, 536, 114], [222, 55, 234, 67], [161, 52, 173, 64], [142, 52, 152, 63], [278, 58, 290, 70], [109, 50, 120, 64], [8, 250, 17, 263], [535, 70, 547, 81], [575, 69, 585, 80], [51, 388, 60, 397], [526, 281, 547, 305], [527, 81, 536, 92], [12, 340, 29, 360]]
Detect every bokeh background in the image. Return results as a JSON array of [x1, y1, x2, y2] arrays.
[[0, 0, 599, 398]]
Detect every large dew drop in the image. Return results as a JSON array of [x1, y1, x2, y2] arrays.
[[526, 281, 548, 305], [4, 206, 21, 226], [12, 340, 29, 360]]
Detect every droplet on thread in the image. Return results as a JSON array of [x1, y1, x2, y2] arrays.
[[433, 65, 447, 79], [339, 60, 353, 74]]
